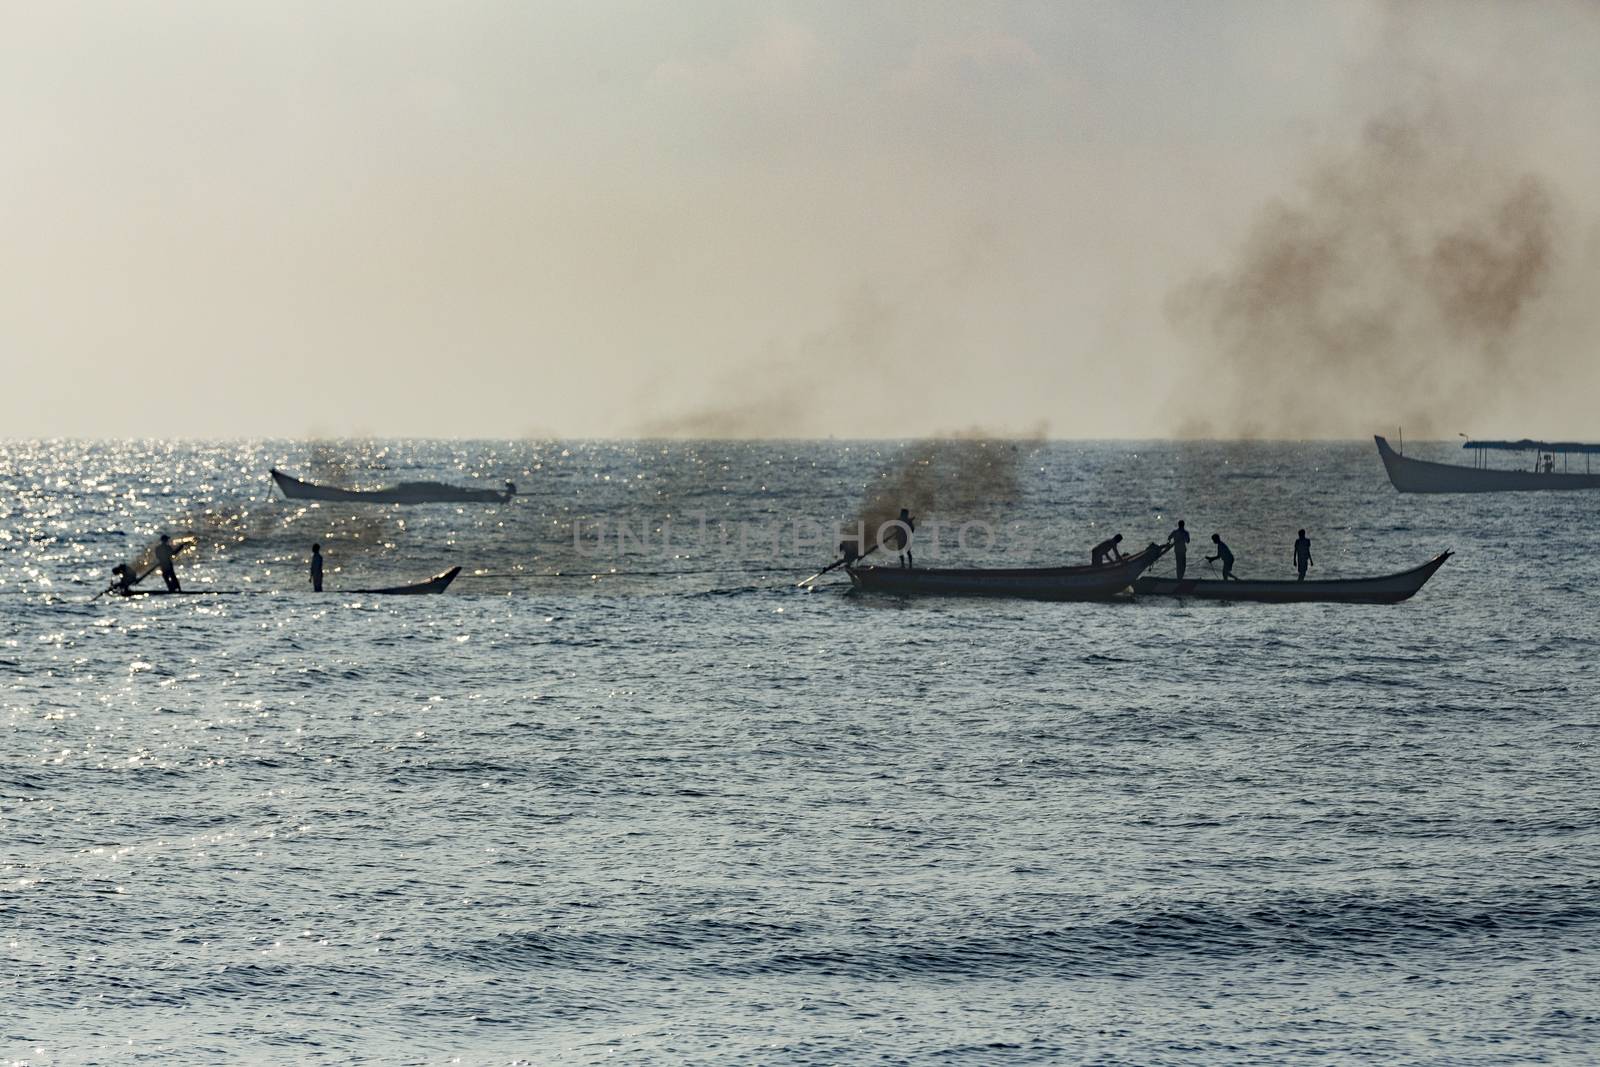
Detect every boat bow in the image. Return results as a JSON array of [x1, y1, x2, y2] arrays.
[[1134, 550, 1451, 603]]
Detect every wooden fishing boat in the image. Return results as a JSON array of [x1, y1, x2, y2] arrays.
[[846, 542, 1167, 600], [114, 588, 242, 597], [1133, 551, 1450, 604], [115, 567, 461, 597], [1375, 436, 1600, 493], [351, 567, 462, 595], [270, 468, 515, 504]]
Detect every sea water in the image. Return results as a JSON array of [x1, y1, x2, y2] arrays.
[[3, 439, 1597, 1064]]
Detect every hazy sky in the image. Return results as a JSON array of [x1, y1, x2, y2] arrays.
[[5, 1, 1598, 439]]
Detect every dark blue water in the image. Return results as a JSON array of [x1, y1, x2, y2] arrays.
[[3, 440, 1598, 1063]]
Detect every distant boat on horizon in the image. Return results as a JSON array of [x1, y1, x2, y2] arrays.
[[270, 468, 515, 504], [1374, 435, 1600, 493]]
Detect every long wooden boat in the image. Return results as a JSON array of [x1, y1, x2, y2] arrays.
[[1133, 551, 1450, 604], [271, 468, 515, 504], [114, 589, 242, 597], [846, 542, 1167, 600], [116, 567, 461, 597], [1375, 436, 1600, 493]]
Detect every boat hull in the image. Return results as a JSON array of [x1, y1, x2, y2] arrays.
[[116, 589, 240, 597], [351, 567, 462, 595], [271, 469, 513, 504], [1375, 437, 1600, 493], [1134, 552, 1451, 604], [116, 567, 461, 597], [846, 544, 1167, 601]]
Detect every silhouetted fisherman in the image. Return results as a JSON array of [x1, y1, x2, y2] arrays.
[[311, 543, 324, 592], [1207, 533, 1237, 580], [1168, 520, 1190, 579], [110, 563, 137, 597], [891, 508, 915, 568], [1293, 529, 1313, 581], [154, 534, 182, 592], [1091, 533, 1124, 566]]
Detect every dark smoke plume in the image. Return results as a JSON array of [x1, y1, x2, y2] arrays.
[[1168, 108, 1562, 438], [848, 429, 1039, 555]]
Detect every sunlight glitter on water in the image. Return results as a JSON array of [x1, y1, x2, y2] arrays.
[[2, 439, 1598, 1063]]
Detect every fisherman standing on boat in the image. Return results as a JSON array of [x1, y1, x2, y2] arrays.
[[310, 543, 324, 592], [1091, 533, 1124, 566], [154, 534, 182, 593], [1293, 529, 1313, 581], [1207, 533, 1237, 580], [890, 508, 916, 568], [1168, 520, 1190, 579]]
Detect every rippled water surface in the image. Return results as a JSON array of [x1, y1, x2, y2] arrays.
[[4, 439, 1598, 1064]]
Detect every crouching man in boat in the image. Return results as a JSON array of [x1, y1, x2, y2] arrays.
[[1091, 533, 1124, 566], [311, 543, 324, 592], [1293, 529, 1313, 581], [1207, 533, 1237, 580], [109, 563, 137, 597]]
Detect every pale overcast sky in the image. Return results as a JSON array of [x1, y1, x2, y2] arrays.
[[4, 1, 1598, 438]]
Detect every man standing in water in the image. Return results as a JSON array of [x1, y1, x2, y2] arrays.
[[1091, 533, 1125, 566], [311, 543, 324, 592], [1207, 533, 1237, 580], [1168, 520, 1190, 579], [154, 534, 182, 592], [1293, 529, 1313, 581]]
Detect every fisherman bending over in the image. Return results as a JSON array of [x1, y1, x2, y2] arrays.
[[839, 539, 862, 566], [311, 543, 324, 592], [109, 563, 137, 597], [1207, 533, 1236, 580], [1091, 533, 1124, 566], [155, 534, 182, 593], [1168, 520, 1190, 579], [1293, 529, 1313, 581]]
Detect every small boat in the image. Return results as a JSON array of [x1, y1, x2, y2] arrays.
[[270, 468, 515, 504], [114, 588, 243, 597], [1375, 436, 1600, 493], [350, 567, 462, 595], [847, 542, 1168, 600], [116, 567, 461, 597], [1133, 552, 1450, 604]]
